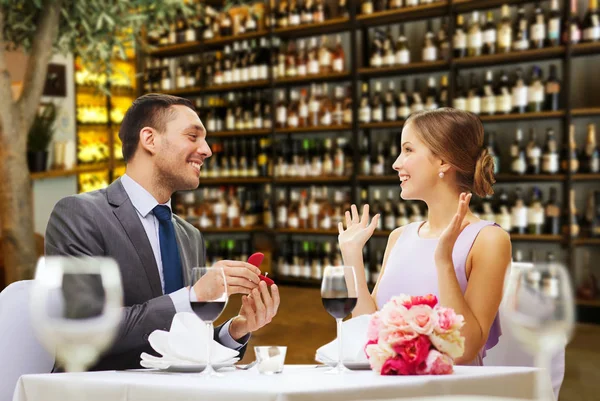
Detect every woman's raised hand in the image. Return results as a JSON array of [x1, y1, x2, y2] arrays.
[[338, 204, 380, 251]]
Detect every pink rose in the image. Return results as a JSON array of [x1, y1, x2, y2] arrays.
[[367, 313, 384, 341], [364, 339, 378, 358], [382, 306, 411, 330], [380, 326, 418, 345], [365, 342, 395, 373], [388, 295, 413, 309], [381, 356, 414, 375], [429, 330, 465, 359], [410, 294, 438, 309], [392, 335, 431, 371], [406, 305, 437, 335], [435, 306, 465, 334], [417, 350, 454, 375]]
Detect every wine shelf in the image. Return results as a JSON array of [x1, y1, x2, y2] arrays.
[[453, 47, 565, 69], [275, 125, 351, 134], [357, 1, 448, 26], [198, 177, 271, 185], [572, 42, 600, 58], [30, 163, 110, 181], [208, 129, 271, 138], [478, 111, 565, 122], [275, 71, 351, 86], [359, 61, 449, 78], [274, 176, 351, 185], [273, 17, 351, 38], [573, 238, 600, 247], [193, 225, 266, 234]]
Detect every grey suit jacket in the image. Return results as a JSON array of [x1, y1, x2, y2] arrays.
[[45, 178, 245, 371]]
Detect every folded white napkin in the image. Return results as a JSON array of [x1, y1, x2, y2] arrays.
[[141, 312, 239, 368], [315, 314, 371, 363]]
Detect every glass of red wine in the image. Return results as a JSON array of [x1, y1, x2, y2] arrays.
[[189, 266, 228, 377], [320, 265, 358, 374]]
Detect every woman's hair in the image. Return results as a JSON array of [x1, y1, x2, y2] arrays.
[[404, 108, 495, 197]]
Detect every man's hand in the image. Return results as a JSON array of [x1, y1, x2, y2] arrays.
[[228, 281, 280, 340], [193, 260, 261, 301]]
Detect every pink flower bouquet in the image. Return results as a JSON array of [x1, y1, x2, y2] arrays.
[[365, 294, 465, 375]]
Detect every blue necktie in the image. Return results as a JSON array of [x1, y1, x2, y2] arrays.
[[153, 205, 184, 294]]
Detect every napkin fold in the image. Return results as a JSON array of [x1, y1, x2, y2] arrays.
[[141, 312, 239, 368], [315, 314, 371, 363]]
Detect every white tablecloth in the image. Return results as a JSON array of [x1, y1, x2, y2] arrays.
[[13, 365, 550, 401]]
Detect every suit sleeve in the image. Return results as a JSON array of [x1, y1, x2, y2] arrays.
[[45, 196, 177, 356]]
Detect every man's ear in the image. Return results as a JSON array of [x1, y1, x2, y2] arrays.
[[139, 127, 157, 156]]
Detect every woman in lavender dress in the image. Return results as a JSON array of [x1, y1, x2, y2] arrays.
[[338, 108, 511, 366]]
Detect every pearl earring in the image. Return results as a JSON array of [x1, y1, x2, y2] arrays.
[[438, 172, 444, 178]]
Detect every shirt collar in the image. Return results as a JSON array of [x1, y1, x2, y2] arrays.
[[120, 174, 171, 218]]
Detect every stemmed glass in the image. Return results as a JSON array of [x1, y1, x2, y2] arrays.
[[29, 256, 123, 372], [502, 261, 575, 401], [189, 266, 228, 377], [320, 265, 358, 374]]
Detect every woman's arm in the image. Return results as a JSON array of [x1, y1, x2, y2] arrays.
[[338, 204, 406, 317], [434, 194, 512, 364]]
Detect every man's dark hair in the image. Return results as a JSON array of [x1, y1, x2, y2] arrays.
[[119, 93, 195, 162]]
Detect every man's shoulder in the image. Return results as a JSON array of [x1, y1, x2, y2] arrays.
[[173, 214, 201, 238], [54, 188, 110, 214]]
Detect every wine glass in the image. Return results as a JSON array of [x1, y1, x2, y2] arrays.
[[320, 265, 358, 374], [189, 266, 228, 377], [29, 256, 123, 372], [502, 261, 575, 401]]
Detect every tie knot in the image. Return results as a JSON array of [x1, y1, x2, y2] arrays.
[[153, 205, 172, 222]]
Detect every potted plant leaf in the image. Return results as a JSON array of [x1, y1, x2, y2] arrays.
[[27, 102, 57, 173]]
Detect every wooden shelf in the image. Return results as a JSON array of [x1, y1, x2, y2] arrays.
[[147, 42, 202, 58], [30, 163, 109, 180], [146, 31, 268, 57], [453, 47, 565, 69], [209, 129, 271, 138], [359, 61, 449, 78], [274, 17, 351, 38], [572, 42, 600, 57], [572, 108, 600, 117], [204, 31, 269, 50], [275, 71, 351, 86], [577, 298, 600, 308], [358, 175, 398, 183], [274, 176, 351, 185], [454, 0, 541, 12], [163, 80, 270, 96], [357, 1, 448, 26], [193, 225, 266, 234], [275, 125, 351, 134], [360, 121, 405, 130], [478, 111, 565, 122], [572, 174, 600, 181], [198, 177, 271, 185], [573, 238, 600, 246], [509, 234, 563, 242], [275, 228, 339, 235], [495, 174, 566, 182]]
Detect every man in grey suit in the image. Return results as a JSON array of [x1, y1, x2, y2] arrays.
[[45, 94, 280, 371]]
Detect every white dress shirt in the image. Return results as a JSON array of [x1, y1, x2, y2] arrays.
[[120, 174, 246, 349]]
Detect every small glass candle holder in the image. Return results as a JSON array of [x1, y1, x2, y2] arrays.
[[254, 346, 287, 375]]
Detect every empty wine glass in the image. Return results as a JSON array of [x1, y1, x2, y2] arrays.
[[29, 256, 123, 372], [189, 266, 228, 377], [502, 261, 575, 401], [320, 265, 358, 374]]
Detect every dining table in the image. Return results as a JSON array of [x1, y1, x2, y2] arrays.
[[12, 364, 552, 401]]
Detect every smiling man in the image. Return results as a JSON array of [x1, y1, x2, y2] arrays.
[[45, 94, 280, 371]]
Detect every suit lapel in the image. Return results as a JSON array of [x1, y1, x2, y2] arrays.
[[107, 179, 163, 297]]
